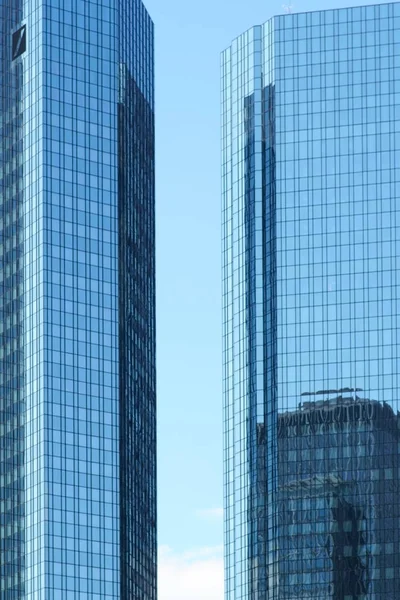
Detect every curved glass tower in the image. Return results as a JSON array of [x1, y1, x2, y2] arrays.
[[222, 3, 400, 598], [0, 1, 156, 598]]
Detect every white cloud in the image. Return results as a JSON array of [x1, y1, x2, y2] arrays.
[[159, 545, 224, 600], [195, 507, 224, 520]]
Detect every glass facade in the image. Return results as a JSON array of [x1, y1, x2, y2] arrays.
[[0, 0, 156, 598], [0, 1, 25, 597], [118, 1, 156, 598], [221, 3, 400, 598]]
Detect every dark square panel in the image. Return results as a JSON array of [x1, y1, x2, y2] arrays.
[[12, 25, 26, 60]]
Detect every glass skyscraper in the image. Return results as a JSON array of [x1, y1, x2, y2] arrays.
[[222, 2, 400, 598], [0, 1, 156, 599]]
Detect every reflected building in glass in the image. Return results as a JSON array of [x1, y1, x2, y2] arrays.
[[221, 3, 400, 598], [0, 0, 156, 599]]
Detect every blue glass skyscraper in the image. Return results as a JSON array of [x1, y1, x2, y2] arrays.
[[0, 1, 156, 599], [222, 2, 400, 598]]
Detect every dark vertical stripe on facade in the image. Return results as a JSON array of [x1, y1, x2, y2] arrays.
[[118, 22, 157, 599], [244, 85, 277, 600], [0, 2, 24, 599]]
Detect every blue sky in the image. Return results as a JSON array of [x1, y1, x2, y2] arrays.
[[142, 0, 391, 596]]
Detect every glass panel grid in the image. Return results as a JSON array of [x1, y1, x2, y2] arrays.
[[1, 1, 156, 599], [222, 3, 400, 599]]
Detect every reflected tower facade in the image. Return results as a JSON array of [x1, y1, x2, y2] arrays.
[[222, 3, 400, 599], [0, 1, 156, 599]]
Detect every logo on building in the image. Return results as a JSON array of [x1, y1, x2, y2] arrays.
[[12, 25, 26, 60]]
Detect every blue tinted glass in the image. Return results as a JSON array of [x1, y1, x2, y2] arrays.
[[0, 1, 156, 599], [222, 4, 400, 598]]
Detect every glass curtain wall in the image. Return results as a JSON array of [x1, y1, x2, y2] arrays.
[[0, 0, 156, 598], [0, 1, 25, 597], [222, 3, 400, 599]]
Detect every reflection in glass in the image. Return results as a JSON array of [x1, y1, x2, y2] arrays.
[[0, 1, 156, 598], [0, 2, 25, 598], [222, 3, 400, 598]]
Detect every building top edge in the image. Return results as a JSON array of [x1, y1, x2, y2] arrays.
[[221, 1, 400, 56]]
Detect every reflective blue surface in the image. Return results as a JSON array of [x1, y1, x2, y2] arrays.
[[24, 1, 120, 597], [222, 3, 400, 598], [0, 1, 155, 598], [0, 1, 25, 597], [118, 1, 156, 598]]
